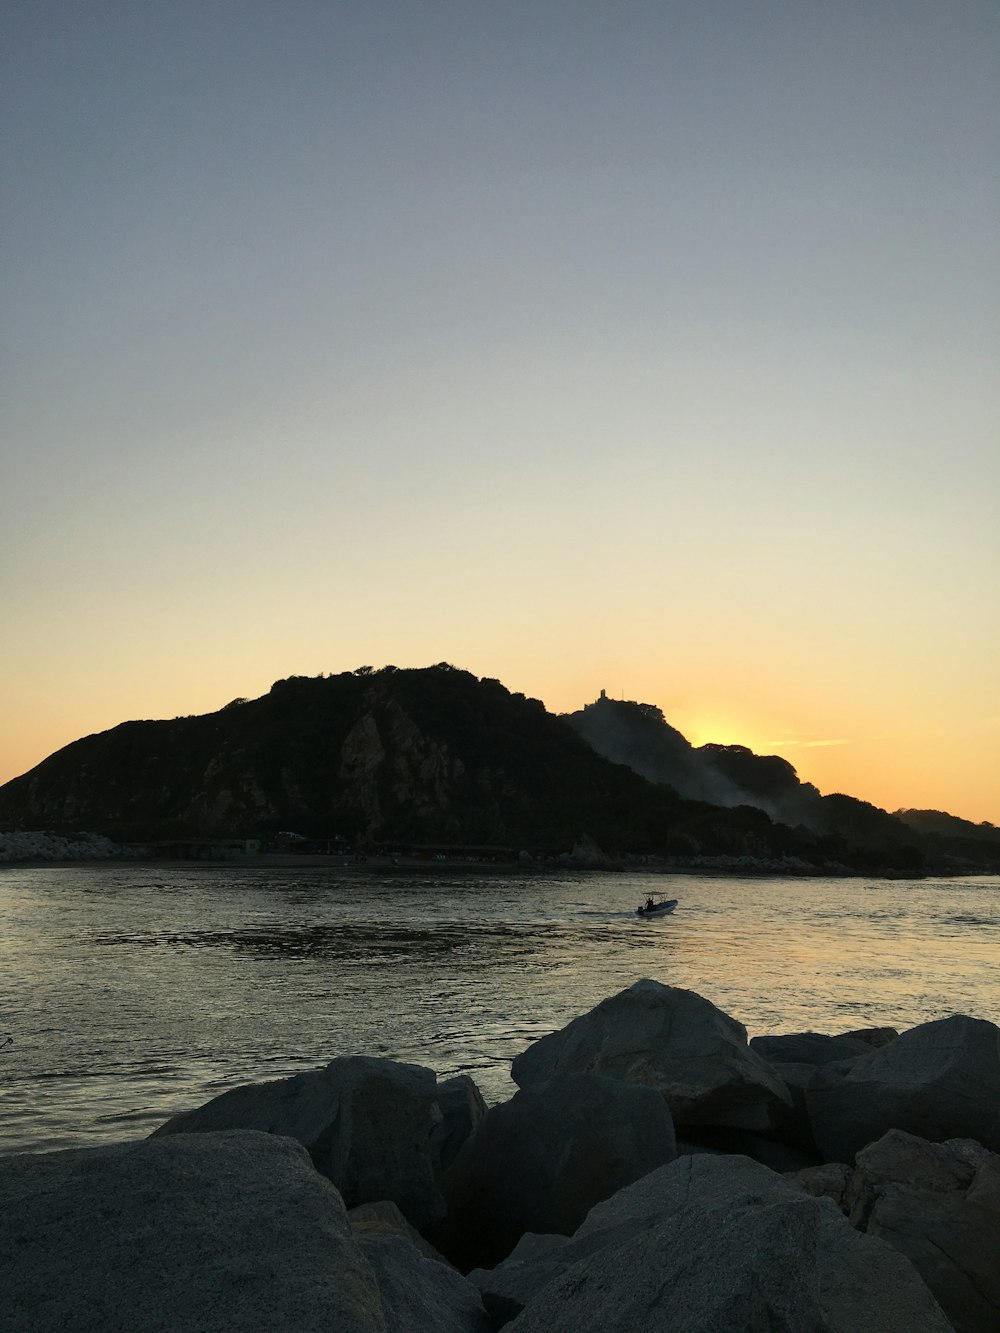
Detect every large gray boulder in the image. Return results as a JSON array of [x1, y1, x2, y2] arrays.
[[356, 1234, 492, 1333], [676, 1126, 818, 1173], [468, 1233, 572, 1325], [440, 1071, 676, 1267], [348, 1199, 450, 1264], [806, 1014, 1000, 1162], [750, 1030, 874, 1066], [837, 1026, 899, 1048], [855, 1131, 1000, 1333], [512, 979, 792, 1132], [0, 1131, 385, 1332], [151, 1055, 446, 1227], [497, 1154, 952, 1332], [794, 1130, 1000, 1333], [765, 1059, 825, 1152], [791, 1160, 855, 1208], [435, 1073, 488, 1169]]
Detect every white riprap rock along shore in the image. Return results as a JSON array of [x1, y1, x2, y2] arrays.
[[0, 829, 122, 863]]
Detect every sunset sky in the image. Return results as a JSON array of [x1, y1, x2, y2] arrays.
[[2, 2, 998, 824]]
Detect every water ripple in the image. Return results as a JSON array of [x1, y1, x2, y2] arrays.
[[1, 865, 997, 1154]]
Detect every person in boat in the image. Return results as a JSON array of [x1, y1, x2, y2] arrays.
[[644, 895, 656, 911]]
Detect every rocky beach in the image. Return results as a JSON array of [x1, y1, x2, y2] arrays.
[[2, 979, 998, 1331]]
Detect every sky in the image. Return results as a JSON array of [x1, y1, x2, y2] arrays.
[[2, 1, 998, 824]]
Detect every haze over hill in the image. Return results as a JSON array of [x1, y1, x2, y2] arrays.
[[563, 692, 998, 869], [0, 665, 996, 876], [564, 693, 822, 825]]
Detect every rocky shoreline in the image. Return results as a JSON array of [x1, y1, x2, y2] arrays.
[[2, 980, 998, 1330], [0, 835, 903, 878], [0, 829, 123, 864], [4, 827, 993, 878], [0, 828, 830, 875]]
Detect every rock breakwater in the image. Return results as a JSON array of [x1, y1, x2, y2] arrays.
[[2, 980, 998, 1331]]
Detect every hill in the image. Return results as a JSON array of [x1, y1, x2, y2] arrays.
[[0, 666, 689, 855], [563, 692, 1000, 874], [0, 667, 996, 874], [563, 693, 820, 822]]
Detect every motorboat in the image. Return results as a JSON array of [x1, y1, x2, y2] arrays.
[[636, 898, 678, 917]]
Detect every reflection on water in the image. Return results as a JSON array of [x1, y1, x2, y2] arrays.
[[1, 865, 998, 1154]]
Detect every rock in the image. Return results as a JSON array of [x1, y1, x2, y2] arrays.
[[511, 979, 792, 1133], [435, 1073, 487, 1170], [806, 1014, 1000, 1162], [569, 834, 614, 867], [855, 1130, 990, 1206], [851, 1130, 1000, 1333], [767, 1059, 824, 1151], [768, 1057, 818, 1097], [0, 829, 122, 862], [677, 1125, 819, 1172], [836, 1026, 899, 1048], [348, 1199, 450, 1265], [468, 1234, 573, 1326], [439, 1071, 676, 1268], [498, 1154, 952, 1332], [750, 1030, 873, 1066], [151, 1055, 446, 1228], [356, 1234, 492, 1333], [791, 1161, 854, 1209], [0, 1131, 385, 1331]]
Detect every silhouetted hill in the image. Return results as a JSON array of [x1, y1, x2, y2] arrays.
[[1, 668, 995, 874], [0, 667, 690, 854], [893, 808, 1000, 867], [564, 695, 743, 805], [564, 695, 821, 824], [895, 808, 1000, 842], [563, 693, 1000, 874]]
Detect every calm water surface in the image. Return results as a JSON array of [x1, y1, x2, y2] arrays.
[[1, 865, 997, 1154]]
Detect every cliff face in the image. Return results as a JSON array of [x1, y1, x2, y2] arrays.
[[0, 667, 679, 851]]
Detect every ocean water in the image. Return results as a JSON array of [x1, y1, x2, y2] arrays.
[[1, 864, 997, 1156]]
